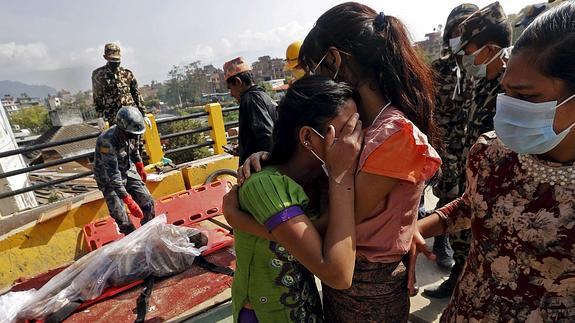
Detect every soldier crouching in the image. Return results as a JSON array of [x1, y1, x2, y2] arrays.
[[93, 106, 155, 235]]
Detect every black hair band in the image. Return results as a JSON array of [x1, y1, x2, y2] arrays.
[[374, 11, 386, 31]]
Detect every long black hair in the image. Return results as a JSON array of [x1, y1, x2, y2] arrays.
[[266, 75, 354, 166], [513, 2, 575, 91], [299, 2, 440, 151]]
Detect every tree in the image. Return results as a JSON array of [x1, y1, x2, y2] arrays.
[[8, 106, 51, 135], [158, 113, 211, 164], [159, 61, 212, 107]]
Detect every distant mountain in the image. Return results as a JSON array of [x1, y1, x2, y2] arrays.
[[0, 80, 57, 99]]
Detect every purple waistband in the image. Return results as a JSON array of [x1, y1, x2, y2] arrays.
[[264, 205, 304, 232], [238, 308, 258, 323]]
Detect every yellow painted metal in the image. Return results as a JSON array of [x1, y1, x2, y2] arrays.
[[181, 154, 239, 189], [205, 103, 227, 155], [0, 170, 186, 290], [143, 113, 164, 164]]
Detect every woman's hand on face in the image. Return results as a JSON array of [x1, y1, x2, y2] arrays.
[[237, 152, 270, 185], [407, 226, 436, 296], [222, 185, 241, 226], [324, 113, 363, 183]]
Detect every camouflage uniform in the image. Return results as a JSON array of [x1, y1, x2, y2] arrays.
[[93, 126, 155, 231], [92, 44, 145, 125], [424, 4, 477, 278], [92, 66, 144, 124], [432, 3, 478, 207], [451, 2, 511, 277], [432, 57, 472, 207]]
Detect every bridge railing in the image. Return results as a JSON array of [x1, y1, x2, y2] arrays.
[[0, 103, 238, 201]]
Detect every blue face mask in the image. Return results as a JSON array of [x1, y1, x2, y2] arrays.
[[494, 93, 575, 154]]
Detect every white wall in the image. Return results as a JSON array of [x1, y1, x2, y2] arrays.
[[0, 101, 38, 217]]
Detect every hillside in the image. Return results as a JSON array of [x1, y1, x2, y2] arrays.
[[0, 80, 57, 98]]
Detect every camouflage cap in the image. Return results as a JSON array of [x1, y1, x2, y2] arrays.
[[453, 1, 510, 54], [104, 43, 121, 62], [514, 3, 549, 28], [116, 106, 145, 135], [443, 3, 480, 46], [223, 57, 251, 81]]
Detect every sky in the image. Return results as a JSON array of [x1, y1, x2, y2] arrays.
[[0, 0, 542, 92]]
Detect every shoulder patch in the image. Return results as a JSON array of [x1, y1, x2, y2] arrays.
[[99, 146, 110, 154]]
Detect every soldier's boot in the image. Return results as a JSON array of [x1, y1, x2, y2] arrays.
[[118, 222, 136, 235], [433, 234, 454, 270], [137, 195, 155, 226], [423, 263, 462, 298]]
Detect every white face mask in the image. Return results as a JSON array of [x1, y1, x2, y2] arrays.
[[461, 45, 503, 79], [308, 128, 330, 177], [311, 50, 340, 80], [449, 36, 461, 52], [494, 93, 575, 154]]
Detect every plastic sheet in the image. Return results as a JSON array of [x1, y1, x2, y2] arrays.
[[15, 214, 203, 321], [0, 289, 36, 323]]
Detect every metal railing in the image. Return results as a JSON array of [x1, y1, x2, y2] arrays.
[[0, 103, 239, 201]]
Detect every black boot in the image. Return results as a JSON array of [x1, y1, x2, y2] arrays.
[[433, 234, 454, 270], [118, 222, 136, 235], [422, 267, 460, 299]]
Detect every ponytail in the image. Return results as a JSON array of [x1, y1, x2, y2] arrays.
[[300, 2, 441, 151]]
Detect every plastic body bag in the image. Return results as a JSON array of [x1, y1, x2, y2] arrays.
[[16, 214, 202, 321]]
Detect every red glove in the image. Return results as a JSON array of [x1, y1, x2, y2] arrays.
[[135, 162, 147, 182], [123, 194, 143, 219]]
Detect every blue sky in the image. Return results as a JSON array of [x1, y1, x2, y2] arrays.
[[0, 0, 541, 92]]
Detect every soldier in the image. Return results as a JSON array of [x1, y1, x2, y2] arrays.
[[92, 43, 149, 127], [427, 1, 512, 299], [425, 4, 478, 277], [223, 57, 278, 164], [94, 106, 155, 235]]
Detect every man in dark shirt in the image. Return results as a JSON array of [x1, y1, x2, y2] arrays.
[[223, 57, 277, 163]]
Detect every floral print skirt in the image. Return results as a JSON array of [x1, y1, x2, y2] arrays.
[[322, 259, 409, 323]]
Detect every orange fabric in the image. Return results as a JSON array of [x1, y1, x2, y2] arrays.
[[362, 123, 436, 183]]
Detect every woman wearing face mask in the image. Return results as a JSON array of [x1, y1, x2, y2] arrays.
[[228, 3, 442, 321], [416, 3, 575, 321], [224, 75, 363, 322]]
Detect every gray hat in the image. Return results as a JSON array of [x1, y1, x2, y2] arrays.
[[116, 106, 145, 135], [453, 1, 511, 54]]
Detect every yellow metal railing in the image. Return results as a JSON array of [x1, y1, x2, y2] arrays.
[[143, 102, 230, 165]]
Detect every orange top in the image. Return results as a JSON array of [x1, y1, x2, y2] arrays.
[[356, 106, 441, 263]]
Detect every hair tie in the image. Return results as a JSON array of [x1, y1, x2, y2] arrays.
[[374, 11, 386, 31]]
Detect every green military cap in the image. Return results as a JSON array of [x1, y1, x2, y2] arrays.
[[104, 43, 121, 62], [443, 3, 480, 47], [453, 1, 511, 54]]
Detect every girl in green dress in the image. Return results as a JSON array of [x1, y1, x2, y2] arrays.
[[223, 75, 363, 322]]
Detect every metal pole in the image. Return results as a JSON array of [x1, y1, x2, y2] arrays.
[[0, 171, 94, 200]]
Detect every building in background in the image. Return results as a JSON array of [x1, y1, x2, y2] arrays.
[[251, 56, 286, 82], [16, 94, 42, 109], [1, 95, 19, 114], [415, 25, 443, 63]]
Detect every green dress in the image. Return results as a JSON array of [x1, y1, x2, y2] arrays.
[[233, 167, 323, 322]]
